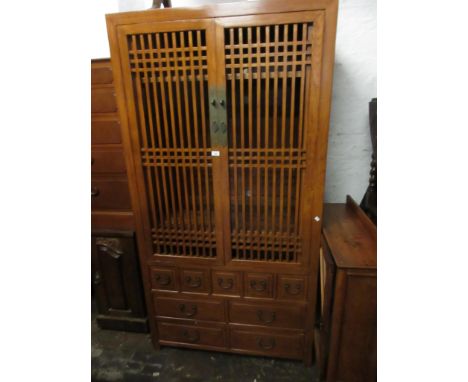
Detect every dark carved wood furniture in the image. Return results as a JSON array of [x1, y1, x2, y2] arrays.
[[106, 0, 338, 363], [315, 196, 377, 381], [360, 98, 377, 224], [91, 58, 148, 332]]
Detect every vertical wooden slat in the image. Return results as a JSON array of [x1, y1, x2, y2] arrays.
[[255, 26, 262, 260], [286, 24, 298, 261], [238, 27, 246, 260], [278, 24, 289, 261], [263, 25, 271, 261], [229, 27, 239, 261], [247, 27, 253, 259]]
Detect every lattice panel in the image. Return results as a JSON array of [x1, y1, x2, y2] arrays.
[[225, 23, 313, 262], [128, 31, 216, 258]]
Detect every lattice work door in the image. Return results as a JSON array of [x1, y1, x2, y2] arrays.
[[216, 12, 324, 264], [116, 20, 225, 262]]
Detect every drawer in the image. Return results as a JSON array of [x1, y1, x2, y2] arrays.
[[244, 272, 274, 298], [277, 275, 307, 301], [158, 321, 227, 349], [150, 267, 179, 292], [153, 296, 225, 322], [91, 178, 131, 210], [91, 211, 134, 231], [180, 268, 210, 294], [91, 148, 126, 174], [229, 301, 305, 329], [230, 326, 304, 359], [91, 118, 121, 144], [211, 271, 241, 296], [91, 64, 113, 84], [92, 87, 117, 113]]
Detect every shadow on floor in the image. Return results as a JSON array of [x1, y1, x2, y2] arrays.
[[92, 303, 317, 382]]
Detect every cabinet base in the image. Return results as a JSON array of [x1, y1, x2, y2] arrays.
[[96, 315, 149, 333]]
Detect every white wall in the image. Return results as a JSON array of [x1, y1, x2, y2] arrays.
[[91, 0, 377, 203]]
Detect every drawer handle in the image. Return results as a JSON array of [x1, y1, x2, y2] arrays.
[[179, 303, 198, 318], [257, 310, 276, 324], [250, 280, 267, 292], [185, 276, 202, 288], [182, 329, 200, 343], [217, 278, 234, 290], [93, 271, 101, 285], [91, 187, 100, 197], [285, 283, 302, 295], [155, 274, 171, 286], [257, 337, 276, 350]]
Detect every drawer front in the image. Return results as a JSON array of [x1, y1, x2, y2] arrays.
[[230, 327, 304, 359], [244, 273, 274, 298], [150, 267, 178, 292], [91, 178, 131, 210], [229, 301, 305, 329], [91, 65, 113, 85], [153, 296, 225, 322], [92, 87, 117, 113], [277, 275, 307, 301], [91, 118, 121, 144], [158, 321, 226, 348], [180, 268, 210, 294], [91, 149, 126, 174], [212, 271, 241, 296]]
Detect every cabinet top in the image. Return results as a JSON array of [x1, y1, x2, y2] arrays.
[[106, 0, 338, 26], [322, 196, 376, 270]]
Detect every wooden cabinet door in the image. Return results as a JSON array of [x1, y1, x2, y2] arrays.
[[214, 12, 325, 265], [115, 20, 225, 262]]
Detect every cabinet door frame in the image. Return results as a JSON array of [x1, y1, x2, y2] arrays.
[[213, 11, 325, 267], [115, 19, 226, 266]]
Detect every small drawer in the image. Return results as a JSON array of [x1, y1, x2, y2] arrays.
[[229, 301, 305, 329], [244, 273, 274, 298], [153, 296, 225, 322], [91, 149, 126, 174], [180, 268, 209, 294], [277, 275, 307, 301], [91, 64, 113, 84], [212, 271, 241, 296], [230, 326, 304, 359], [92, 87, 117, 113], [91, 178, 131, 210], [158, 321, 227, 348], [150, 267, 178, 292], [91, 118, 121, 144]]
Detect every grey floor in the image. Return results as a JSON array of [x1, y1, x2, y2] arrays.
[[92, 302, 317, 382]]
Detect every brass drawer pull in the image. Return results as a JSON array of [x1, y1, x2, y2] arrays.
[[93, 271, 101, 285], [185, 276, 202, 288], [182, 329, 200, 343], [257, 337, 276, 350], [179, 303, 198, 317], [155, 274, 171, 286], [217, 278, 234, 290], [250, 280, 267, 292], [257, 310, 276, 324], [285, 283, 302, 295], [91, 187, 100, 197]]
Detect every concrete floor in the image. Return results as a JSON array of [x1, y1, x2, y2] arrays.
[[91, 303, 317, 382]]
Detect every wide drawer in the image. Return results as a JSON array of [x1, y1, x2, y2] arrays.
[[229, 301, 305, 329], [91, 64, 113, 84], [91, 118, 121, 144], [92, 87, 117, 113], [91, 177, 131, 210], [153, 295, 225, 322], [157, 321, 227, 349], [230, 326, 304, 359], [91, 148, 126, 174]]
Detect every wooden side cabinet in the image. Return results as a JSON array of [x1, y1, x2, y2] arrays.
[[315, 197, 377, 382], [92, 231, 148, 332]]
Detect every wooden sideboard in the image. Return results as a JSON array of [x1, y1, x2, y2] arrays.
[[91, 58, 148, 332], [315, 196, 377, 381]]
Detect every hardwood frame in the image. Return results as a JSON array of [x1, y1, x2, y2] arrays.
[[106, 0, 338, 361]]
